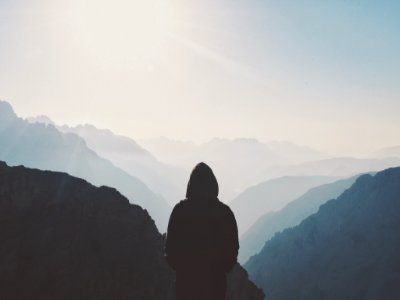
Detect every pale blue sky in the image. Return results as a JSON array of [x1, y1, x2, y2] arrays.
[[0, 0, 399, 155]]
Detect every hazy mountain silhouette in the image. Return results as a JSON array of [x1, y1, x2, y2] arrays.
[[26, 115, 55, 126], [246, 167, 400, 300], [149, 138, 284, 201], [138, 137, 199, 166], [139, 137, 400, 201], [239, 175, 360, 263], [140, 138, 330, 167], [265, 141, 330, 164], [55, 123, 186, 204], [193, 138, 284, 200], [0, 101, 170, 230], [139, 138, 330, 200], [371, 145, 400, 159], [275, 156, 400, 178], [230, 176, 338, 234], [0, 161, 264, 300]]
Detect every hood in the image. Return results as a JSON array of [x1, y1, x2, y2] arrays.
[[186, 162, 219, 200]]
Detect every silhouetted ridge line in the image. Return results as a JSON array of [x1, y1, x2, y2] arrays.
[[239, 175, 360, 263], [0, 100, 171, 231], [0, 161, 264, 300], [246, 167, 400, 300]]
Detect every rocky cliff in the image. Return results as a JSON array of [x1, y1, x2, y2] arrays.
[[0, 161, 263, 299], [246, 167, 400, 300]]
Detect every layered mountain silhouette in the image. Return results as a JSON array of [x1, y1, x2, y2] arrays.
[[371, 145, 400, 159], [264, 140, 330, 164], [0, 161, 264, 300], [139, 138, 331, 201], [246, 167, 400, 300], [0, 101, 170, 230], [230, 176, 338, 234], [140, 137, 330, 167], [55, 122, 186, 204], [145, 137, 284, 201], [142, 138, 332, 201], [26, 115, 55, 125], [276, 156, 400, 178], [139, 137, 400, 201], [239, 175, 360, 263]]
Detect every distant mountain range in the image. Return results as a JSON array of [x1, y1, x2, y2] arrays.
[[25, 112, 400, 206], [2, 98, 400, 299], [371, 145, 400, 159], [264, 140, 330, 164], [140, 137, 285, 201], [239, 175, 360, 263], [0, 101, 170, 231], [230, 176, 339, 234], [246, 167, 400, 300], [139, 137, 333, 201], [55, 123, 187, 205], [3, 99, 400, 230], [0, 161, 264, 300], [140, 137, 400, 201], [274, 156, 400, 178], [139, 137, 331, 167]]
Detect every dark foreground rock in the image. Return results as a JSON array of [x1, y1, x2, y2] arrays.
[[0, 161, 263, 300]]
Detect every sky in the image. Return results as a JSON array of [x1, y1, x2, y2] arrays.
[[0, 0, 399, 156]]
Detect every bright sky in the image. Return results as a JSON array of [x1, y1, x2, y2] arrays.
[[1, 0, 399, 156]]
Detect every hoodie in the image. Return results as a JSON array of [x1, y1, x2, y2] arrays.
[[165, 162, 239, 299]]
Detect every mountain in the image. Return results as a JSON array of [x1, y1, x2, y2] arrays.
[[230, 176, 338, 234], [0, 161, 264, 300], [0, 161, 174, 299], [55, 123, 187, 205], [371, 145, 400, 159], [192, 138, 284, 200], [277, 156, 400, 178], [138, 137, 199, 165], [140, 138, 330, 167], [0, 100, 170, 231], [0, 100, 17, 125], [265, 141, 330, 164], [227, 265, 265, 300], [26, 115, 55, 126], [140, 137, 285, 201], [246, 167, 400, 300], [239, 175, 360, 263], [139, 137, 400, 201]]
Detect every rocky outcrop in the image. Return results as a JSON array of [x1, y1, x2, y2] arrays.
[[246, 167, 400, 300], [0, 161, 263, 299]]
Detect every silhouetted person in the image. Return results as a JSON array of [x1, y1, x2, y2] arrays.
[[165, 162, 239, 300]]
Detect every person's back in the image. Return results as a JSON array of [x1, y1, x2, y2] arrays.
[[165, 162, 239, 300]]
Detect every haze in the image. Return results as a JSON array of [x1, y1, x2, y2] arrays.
[[1, 0, 399, 156]]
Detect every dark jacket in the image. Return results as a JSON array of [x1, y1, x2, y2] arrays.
[[165, 162, 239, 300]]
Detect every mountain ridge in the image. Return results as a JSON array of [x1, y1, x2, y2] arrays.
[[0, 161, 264, 300], [230, 175, 338, 234], [56, 123, 187, 204], [245, 167, 400, 300], [0, 100, 171, 231], [238, 175, 360, 263]]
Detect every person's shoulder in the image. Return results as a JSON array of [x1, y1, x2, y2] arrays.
[[176, 198, 191, 206], [216, 199, 234, 215], [215, 198, 229, 208], [172, 199, 191, 211], [216, 199, 228, 209]]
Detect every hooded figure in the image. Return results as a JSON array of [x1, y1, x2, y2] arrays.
[[165, 162, 239, 300]]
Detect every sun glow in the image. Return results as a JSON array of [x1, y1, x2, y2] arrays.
[[74, 0, 175, 63]]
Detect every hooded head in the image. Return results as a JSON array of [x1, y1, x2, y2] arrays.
[[186, 162, 219, 200]]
